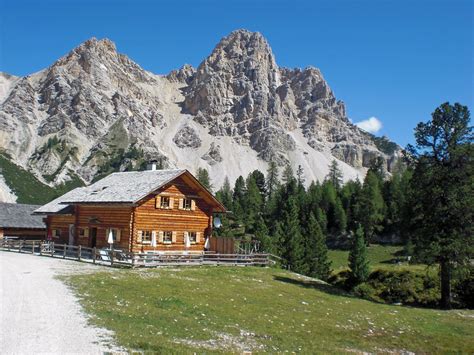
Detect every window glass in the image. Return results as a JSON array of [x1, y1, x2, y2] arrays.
[[183, 198, 192, 210], [161, 196, 170, 208], [141, 230, 152, 243], [188, 232, 197, 243], [163, 231, 172, 243]]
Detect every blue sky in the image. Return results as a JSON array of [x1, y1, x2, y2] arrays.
[[0, 0, 472, 146]]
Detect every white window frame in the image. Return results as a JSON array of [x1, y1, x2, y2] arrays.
[[188, 231, 197, 244], [183, 198, 192, 210], [160, 196, 170, 209]]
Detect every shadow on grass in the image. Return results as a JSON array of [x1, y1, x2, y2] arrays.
[[273, 275, 354, 299]]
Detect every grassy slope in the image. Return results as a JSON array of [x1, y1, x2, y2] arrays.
[[329, 245, 419, 271], [0, 153, 83, 204], [66, 267, 474, 354]]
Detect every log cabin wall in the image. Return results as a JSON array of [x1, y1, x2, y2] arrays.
[[132, 176, 213, 253], [74, 204, 132, 250], [48, 214, 75, 244]]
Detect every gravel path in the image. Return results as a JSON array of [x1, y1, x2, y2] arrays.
[[0, 252, 120, 354]]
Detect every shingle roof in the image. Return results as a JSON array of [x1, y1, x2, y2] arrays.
[[34, 169, 226, 214], [34, 169, 187, 214], [62, 169, 186, 203], [33, 188, 87, 214], [0, 203, 46, 229]]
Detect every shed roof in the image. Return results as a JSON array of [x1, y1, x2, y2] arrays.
[[34, 169, 226, 214], [0, 203, 46, 229]]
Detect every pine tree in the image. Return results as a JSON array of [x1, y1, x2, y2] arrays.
[[266, 161, 279, 199], [254, 215, 272, 252], [281, 197, 306, 273], [196, 167, 213, 192], [348, 225, 370, 285], [406, 102, 473, 308], [250, 170, 266, 199], [282, 164, 294, 184], [215, 176, 233, 210], [359, 171, 385, 241], [333, 197, 347, 234], [244, 175, 263, 233], [232, 176, 246, 222], [296, 165, 305, 186], [305, 212, 331, 280], [327, 159, 343, 190]]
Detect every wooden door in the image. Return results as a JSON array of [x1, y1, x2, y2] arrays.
[[89, 228, 97, 248]]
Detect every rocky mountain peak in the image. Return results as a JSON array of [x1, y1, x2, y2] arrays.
[[0, 30, 401, 202]]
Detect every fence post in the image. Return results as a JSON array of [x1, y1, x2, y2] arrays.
[[131, 253, 135, 268], [110, 249, 114, 267], [18, 240, 23, 253], [93, 247, 96, 264], [78, 245, 82, 261], [7, 240, 11, 251], [51, 242, 55, 257], [32, 241, 35, 254], [63, 244, 66, 258], [39, 242, 42, 256]]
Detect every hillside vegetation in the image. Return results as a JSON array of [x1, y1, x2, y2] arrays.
[[66, 267, 474, 354]]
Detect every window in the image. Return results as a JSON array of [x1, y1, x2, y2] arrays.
[[183, 198, 192, 210], [52, 229, 60, 238], [139, 230, 152, 244], [160, 196, 170, 208], [188, 232, 197, 244], [79, 228, 89, 238], [163, 231, 172, 244]]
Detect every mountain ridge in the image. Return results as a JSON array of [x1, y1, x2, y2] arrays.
[[0, 29, 400, 203]]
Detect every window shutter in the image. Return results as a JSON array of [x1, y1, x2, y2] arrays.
[[196, 232, 201, 243], [169, 197, 174, 209], [191, 199, 196, 211], [151, 231, 156, 244], [84, 228, 89, 238], [137, 230, 143, 243], [179, 198, 184, 210], [116, 229, 121, 242], [158, 231, 164, 243], [172, 231, 177, 243], [155, 196, 161, 209]]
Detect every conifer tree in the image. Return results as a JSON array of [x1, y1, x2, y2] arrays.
[[232, 176, 246, 222], [406, 102, 473, 308], [215, 176, 233, 210], [305, 212, 331, 280], [266, 161, 279, 199], [348, 225, 370, 285], [254, 215, 272, 252], [327, 159, 343, 190], [296, 165, 305, 186], [282, 164, 295, 184], [281, 197, 306, 273], [244, 175, 264, 233], [196, 167, 213, 192], [250, 170, 266, 199], [359, 171, 385, 241], [333, 197, 347, 234]]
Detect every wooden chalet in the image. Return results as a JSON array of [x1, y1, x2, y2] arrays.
[[0, 203, 46, 240], [34, 169, 226, 253]]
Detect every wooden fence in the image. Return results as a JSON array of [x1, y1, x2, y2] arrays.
[[0, 239, 272, 268]]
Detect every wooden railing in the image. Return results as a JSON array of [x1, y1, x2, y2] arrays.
[[0, 240, 271, 268]]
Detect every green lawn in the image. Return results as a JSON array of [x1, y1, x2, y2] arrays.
[[66, 266, 474, 353], [329, 244, 417, 272]]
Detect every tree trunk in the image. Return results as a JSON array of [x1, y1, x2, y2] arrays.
[[440, 260, 452, 309]]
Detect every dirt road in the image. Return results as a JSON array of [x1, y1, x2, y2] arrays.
[[0, 252, 119, 354]]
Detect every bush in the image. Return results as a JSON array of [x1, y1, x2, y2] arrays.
[[330, 268, 440, 307], [453, 266, 474, 309]]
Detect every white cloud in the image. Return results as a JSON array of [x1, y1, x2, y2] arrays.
[[355, 116, 382, 134]]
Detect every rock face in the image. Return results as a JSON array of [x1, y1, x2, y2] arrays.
[[0, 30, 400, 199]]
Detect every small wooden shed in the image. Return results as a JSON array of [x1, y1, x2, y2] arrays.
[[0, 203, 46, 240]]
